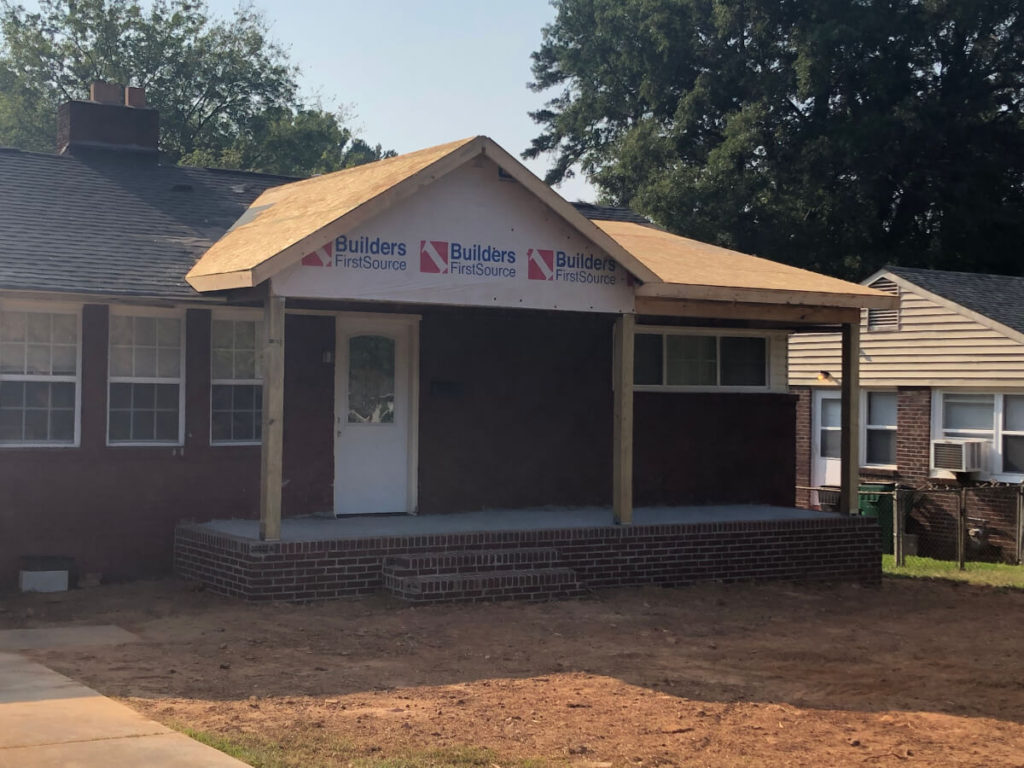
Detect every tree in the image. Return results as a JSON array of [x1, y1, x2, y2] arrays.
[[526, 0, 1024, 279], [0, 0, 389, 174]]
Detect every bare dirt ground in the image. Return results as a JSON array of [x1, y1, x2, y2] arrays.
[[2, 577, 1023, 767]]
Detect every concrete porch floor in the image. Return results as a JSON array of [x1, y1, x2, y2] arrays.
[[199, 504, 834, 543]]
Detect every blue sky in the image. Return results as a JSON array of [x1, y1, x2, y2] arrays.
[[203, 0, 596, 200]]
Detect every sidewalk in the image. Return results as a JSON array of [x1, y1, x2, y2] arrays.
[[0, 643, 249, 767]]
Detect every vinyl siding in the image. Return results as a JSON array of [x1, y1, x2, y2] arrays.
[[789, 283, 1024, 387]]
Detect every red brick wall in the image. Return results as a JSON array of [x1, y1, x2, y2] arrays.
[[793, 384, 1021, 561], [794, 387, 812, 507], [175, 516, 882, 602]]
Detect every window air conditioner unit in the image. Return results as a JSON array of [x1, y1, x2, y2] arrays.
[[930, 439, 986, 473]]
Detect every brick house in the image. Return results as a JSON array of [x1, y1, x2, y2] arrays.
[[790, 266, 1024, 562], [1, 85, 895, 599]]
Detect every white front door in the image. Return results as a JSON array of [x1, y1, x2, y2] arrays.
[[334, 314, 418, 515], [812, 390, 842, 490]]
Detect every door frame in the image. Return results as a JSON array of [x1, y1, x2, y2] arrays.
[[333, 311, 420, 515]]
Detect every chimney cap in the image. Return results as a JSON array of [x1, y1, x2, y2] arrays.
[[89, 81, 123, 105]]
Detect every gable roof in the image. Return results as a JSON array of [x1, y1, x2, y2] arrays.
[[0, 146, 288, 300], [186, 136, 664, 291], [186, 136, 895, 310], [595, 220, 893, 309], [882, 265, 1024, 338]]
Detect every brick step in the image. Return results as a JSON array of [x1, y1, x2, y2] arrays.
[[383, 566, 585, 603], [383, 547, 560, 577]]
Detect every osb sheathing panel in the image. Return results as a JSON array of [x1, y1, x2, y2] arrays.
[[594, 220, 892, 306], [186, 137, 477, 282]]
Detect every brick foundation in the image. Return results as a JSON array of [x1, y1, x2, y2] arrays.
[[174, 516, 882, 602]]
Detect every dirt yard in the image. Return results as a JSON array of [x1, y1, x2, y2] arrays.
[[2, 577, 1023, 767]]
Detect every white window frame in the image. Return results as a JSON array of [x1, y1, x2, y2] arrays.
[[107, 306, 186, 447], [632, 326, 773, 393], [0, 299, 82, 448], [861, 389, 898, 469], [210, 309, 263, 446], [931, 390, 1024, 482]]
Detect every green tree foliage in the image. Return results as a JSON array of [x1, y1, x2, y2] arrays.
[[527, 0, 1024, 278], [0, 0, 390, 175]]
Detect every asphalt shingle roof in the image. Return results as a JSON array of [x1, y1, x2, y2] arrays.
[[886, 265, 1024, 337], [0, 147, 292, 299]]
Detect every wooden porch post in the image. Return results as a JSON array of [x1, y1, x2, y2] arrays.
[[612, 313, 635, 525], [840, 321, 860, 517], [259, 290, 286, 541]]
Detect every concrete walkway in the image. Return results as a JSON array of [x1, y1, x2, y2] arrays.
[[0, 639, 249, 767]]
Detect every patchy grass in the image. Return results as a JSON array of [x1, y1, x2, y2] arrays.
[[180, 726, 550, 768], [883, 553, 1024, 588]]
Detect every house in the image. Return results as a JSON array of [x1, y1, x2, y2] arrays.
[[790, 265, 1024, 562], [0, 84, 896, 599]]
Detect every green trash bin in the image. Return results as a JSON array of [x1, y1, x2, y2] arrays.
[[859, 482, 895, 554]]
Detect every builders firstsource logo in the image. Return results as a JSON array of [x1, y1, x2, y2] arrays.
[[528, 248, 619, 285], [419, 240, 449, 273], [419, 240, 516, 278], [301, 235, 408, 271]]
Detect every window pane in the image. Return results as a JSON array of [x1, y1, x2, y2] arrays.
[[1004, 435, 1024, 473], [26, 344, 51, 375], [233, 350, 255, 379], [109, 345, 132, 377], [51, 314, 77, 344], [51, 382, 75, 409], [211, 320, 234, 349], [0, 342, 25, 374], [24, 382, 49, 408], [26, 313, 50, 343], [211, 349, 233, 380], [633, 333, 663, 385], [132, 411, 155, 440], [156, 348, 180, 378], [133, 346, 157, 377], [51, 344, 76, 375], [134, 317, 156, 346], [0, 381, 24, 407], [24, 409, 48, 440], [943, 394, 994, 432], [1, 311, 26, 341], [666, 335, 716, 386], [348, 335, 395, 423], [820, 429, 841, 458], [1004, 395, 1024, 432], [0, 408, 21, 441], [155, 383, 178, 410], [50, 408, 74, 441], [109, 382, 132, 409], [234, 320, 255, 349], [868, 392, 897, 426], [866, 429, 896, 465], [821, 398, 841, 428], [211, 411, 232, 441], [108, 410, 131, 441], [109, 315, 132, 345], [132, 383, 155, 409], [720, 337, 766, 386], [155, 410, 179, 441], [156, 318, 180, 347]]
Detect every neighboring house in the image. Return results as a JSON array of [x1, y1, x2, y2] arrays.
[[790, 265, 1024, 561], [0, 84, 894, 597]]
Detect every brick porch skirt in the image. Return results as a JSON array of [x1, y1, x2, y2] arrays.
[[174, 516, 881, 602]]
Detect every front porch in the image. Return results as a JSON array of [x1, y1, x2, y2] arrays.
[[175, 505, 881, 602]]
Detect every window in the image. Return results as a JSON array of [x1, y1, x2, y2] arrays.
[[108, 311, 183, 444], [634, 330, 768, 389], [0, 306, 79, 445], [934, 392, 1024, 478], [211, 316, 262, 444], [864, 391, 897, 466], [819, 396, 841, 459]]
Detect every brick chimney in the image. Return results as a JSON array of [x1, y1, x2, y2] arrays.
[[57, 81, 159, 159]]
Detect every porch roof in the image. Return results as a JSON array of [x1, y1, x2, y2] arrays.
[[185, 136, 896, 312]]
